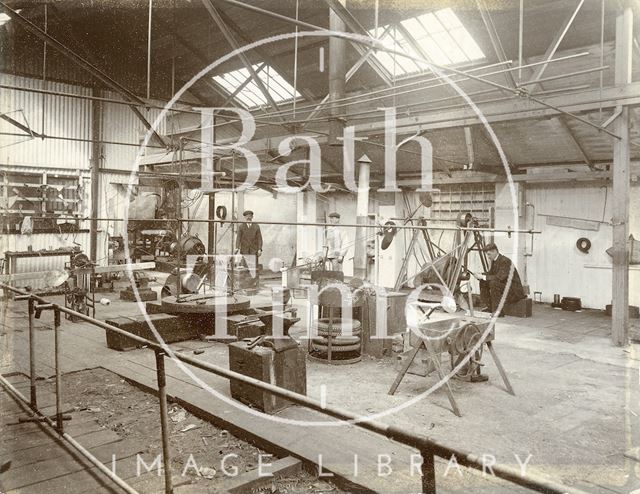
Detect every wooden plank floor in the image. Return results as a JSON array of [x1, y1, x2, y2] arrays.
[[0, 374, 146, 494], [1, 291, 638, 493]]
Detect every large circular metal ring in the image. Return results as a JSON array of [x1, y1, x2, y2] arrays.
[[312, 335, 361, 346], [216, 205, 227, 220], [576, 237, 591, 253]]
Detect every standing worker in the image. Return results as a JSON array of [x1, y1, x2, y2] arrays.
[[235, 210, 263, 286], [326, 212, 347, 271]]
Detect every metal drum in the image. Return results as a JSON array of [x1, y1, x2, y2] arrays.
[[170, 235, 206, 259]]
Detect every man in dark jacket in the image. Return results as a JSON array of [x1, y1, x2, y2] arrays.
[[235, 210, 263, 256], [473, 243, 525, 316], [235, 210, 263, 288]]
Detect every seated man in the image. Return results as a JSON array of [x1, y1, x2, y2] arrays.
[[473, 243, 525, 316]]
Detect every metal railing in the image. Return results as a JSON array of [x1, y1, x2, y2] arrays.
[[0, 282, 586, 494]]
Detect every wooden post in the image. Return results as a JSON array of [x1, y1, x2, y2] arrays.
[[612, 6, 632, 347]]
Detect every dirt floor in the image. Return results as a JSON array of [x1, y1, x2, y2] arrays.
[[42, 367, 344, 494]]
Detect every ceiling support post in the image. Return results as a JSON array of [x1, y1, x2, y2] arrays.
[[611, 6, 633, 346]]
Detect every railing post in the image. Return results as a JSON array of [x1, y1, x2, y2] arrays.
[[27, 297, 37, 409], [155, 350, 173, 494], [53, 305, 63, 432], [420, 448, 436, 494]]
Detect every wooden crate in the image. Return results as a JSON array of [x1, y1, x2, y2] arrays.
[[228, 341, 306, 414], [105, 314, 194, 351], [361, 291, 407, 358]]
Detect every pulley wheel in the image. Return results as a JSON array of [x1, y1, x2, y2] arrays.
[[450, 323, 484, 381], [381, 221, 398, 250], [457, 212, 473, 227], [418, 192, 433, 208]]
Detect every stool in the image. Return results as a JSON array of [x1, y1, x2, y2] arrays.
[[533, 291, 542, 304]]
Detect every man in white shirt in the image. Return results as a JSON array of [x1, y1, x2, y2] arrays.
[[326, 212, 347, 271]]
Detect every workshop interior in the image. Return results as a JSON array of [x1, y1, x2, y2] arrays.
[[1, 1, 640, 493]]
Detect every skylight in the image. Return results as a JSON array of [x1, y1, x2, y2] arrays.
[[369, 8, 485, 78], [213, 64, 301, 109]]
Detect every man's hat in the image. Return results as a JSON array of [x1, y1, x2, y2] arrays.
[[328, 212, 340, 219], [243, 210, 254, 217], [483, 242, 499, 252]]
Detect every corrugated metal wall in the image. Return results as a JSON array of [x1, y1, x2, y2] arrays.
[[101, 91, 167, 172], [0, 73, 91, 169]]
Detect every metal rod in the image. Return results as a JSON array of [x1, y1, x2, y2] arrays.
[[517, 66, 608, 87], [53, 306, 63, 432], [90, 88, 102, 262], [420, 450, 436, 493], [518, 0, 523, 81], [155, 351, 173, 494], [146, 0, 153, 100], [41, 3, 47, 137], [527, 0, 585, 86], [599, 0, 604, 116], [293, 0, 299, 118], [0, 84, 205, 116], [0, 373, 140, 494], [1, 282, 586, 494], [0, 131, 165, 149], [74, 216, 542, 234], [28, 297, 37, 409]]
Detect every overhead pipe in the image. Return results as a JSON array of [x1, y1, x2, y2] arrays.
[[89, 88, 102, 262], [328, 0, 347, 145]]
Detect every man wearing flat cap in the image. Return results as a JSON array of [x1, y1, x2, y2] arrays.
[[472, 243, 525, 316], [326, 212, 347, 271], [235, 210, 263, 257], [235, 210, 263, 287]]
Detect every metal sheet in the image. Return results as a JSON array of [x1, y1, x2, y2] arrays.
[[0, 73, 91, 169], [101, 91, 167, 171]]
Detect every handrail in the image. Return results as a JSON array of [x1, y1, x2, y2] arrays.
[[0, 281, 586, 494]]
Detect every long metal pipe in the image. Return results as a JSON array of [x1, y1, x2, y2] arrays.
[[0, 131, 166, 149], [89, 88, 102, 262], [155, 351, 173, 494], [27, 297, 37, 408], [68, 216, 542, 234], [328, 0, 347, 145], [0, 372, 140, 494], [1, 282, 587, 494], [517, 65, 608, 87], [53, 306, 63, 431]]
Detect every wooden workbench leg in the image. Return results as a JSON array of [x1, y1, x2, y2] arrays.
[[486, 341, 515, 396], [388, 344, 421, 395], [426, 345, 462, 417]]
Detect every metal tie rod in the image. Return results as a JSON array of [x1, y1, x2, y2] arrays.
[[79, 217, 541, 234]]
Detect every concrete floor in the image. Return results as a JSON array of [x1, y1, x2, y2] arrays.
[[1, 275, 639, 493]]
